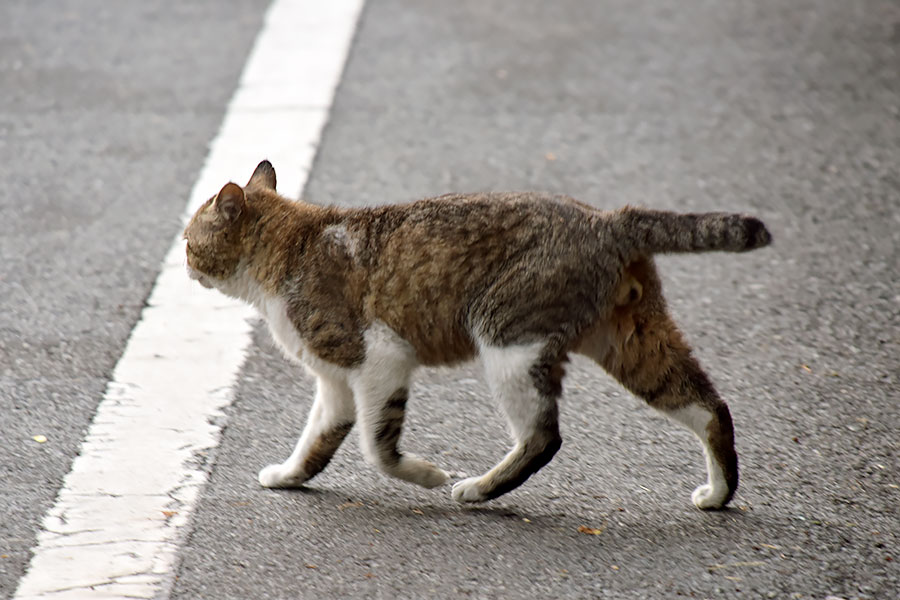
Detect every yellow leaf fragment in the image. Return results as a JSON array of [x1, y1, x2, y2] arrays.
[[32, 435, 47, 443], [578, 524, 605, 535]]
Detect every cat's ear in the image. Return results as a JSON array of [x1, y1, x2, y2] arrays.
[[214, 182, 245, 224], [247, 159, 277, 191]]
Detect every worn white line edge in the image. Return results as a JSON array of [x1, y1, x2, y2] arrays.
[[13, 0, 364, 598]]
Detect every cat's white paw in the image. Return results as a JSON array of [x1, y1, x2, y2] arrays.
[[691, 483, 728, 510], [451, 476, 488, 503], [392, 455, 451, 489], [258, 464, 306, 489], [419, 466, 451, 489]]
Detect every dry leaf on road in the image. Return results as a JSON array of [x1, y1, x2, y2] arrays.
[[578, 525, 605, 535]]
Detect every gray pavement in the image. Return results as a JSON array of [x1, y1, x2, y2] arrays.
[[172, 0, 899, 598], [3, 0, 899, 598], [0, 1, 268, 596]]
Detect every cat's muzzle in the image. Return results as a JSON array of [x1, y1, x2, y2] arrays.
[[186, 265, 214, 289]]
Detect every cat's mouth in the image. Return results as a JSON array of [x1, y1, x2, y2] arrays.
[[186, 266, 214, 289]]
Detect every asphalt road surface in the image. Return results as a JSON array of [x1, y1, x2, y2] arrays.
[[2, 0, 898, 598]]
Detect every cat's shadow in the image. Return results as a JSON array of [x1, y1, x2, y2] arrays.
[[270, 483, 752, 548]]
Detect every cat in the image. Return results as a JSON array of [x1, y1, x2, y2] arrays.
[[184, 159, 771, 510]]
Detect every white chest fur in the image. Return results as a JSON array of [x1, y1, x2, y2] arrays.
[[255, 291, 353, 380], [212, 268, 306, 364], [259, 296, 305, 363]]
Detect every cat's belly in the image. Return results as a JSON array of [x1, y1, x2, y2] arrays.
[[379, 315, 477, 366]]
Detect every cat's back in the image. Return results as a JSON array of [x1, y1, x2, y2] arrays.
[[348, 192, 615, 364], [347, 191, 601, 251], [403, 190, 599, 229]]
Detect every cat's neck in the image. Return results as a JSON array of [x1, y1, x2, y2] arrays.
[[240, 192, 337, 300]]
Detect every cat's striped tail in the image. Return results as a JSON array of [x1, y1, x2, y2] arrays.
[[614, 206, 772, 257]]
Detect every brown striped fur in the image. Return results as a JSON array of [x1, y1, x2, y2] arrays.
[[184, 160, 770, 509]]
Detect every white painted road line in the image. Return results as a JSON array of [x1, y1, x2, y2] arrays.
[[13, 0, 365, 597]]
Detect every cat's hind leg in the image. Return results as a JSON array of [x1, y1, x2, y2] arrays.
[[452, 342, 563, 503], [350, 324, 449, 489], [259, 374, 356, 488], [579, 258, 739, 510]]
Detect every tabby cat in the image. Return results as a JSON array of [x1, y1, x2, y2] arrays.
[[184, 160, 771, 509]]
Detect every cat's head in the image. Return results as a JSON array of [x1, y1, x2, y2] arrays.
[[183, 160, 277, 291]]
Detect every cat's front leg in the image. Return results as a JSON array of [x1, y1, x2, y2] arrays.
[[349, 328, 449, 489], [258, 374, 355, 488], [352, 385, 450, 489]]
